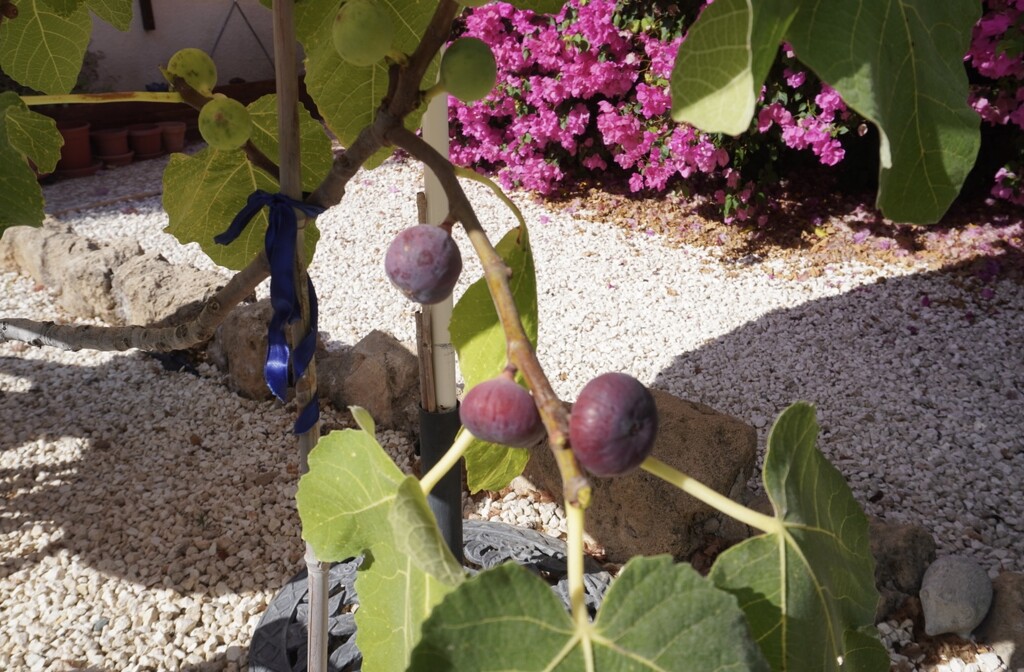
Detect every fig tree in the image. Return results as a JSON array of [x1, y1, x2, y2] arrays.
[[332, 0, 394, 67], [569, 373, 657, 477], [460, 375, 545, 448], [166, 48, 217, 94], [439, 37, 497, 103], [198, 96, 252, 151], [384, 225, 462, 304]]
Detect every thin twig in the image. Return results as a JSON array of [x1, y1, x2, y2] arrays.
[[389, 125, 592, 508], [0, 252, 269, 352]]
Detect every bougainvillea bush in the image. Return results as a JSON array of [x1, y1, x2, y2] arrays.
[[968, 0, 1024, 205], [450, 0, 1024, 218]]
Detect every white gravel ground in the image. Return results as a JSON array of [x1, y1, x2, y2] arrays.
[[0, 151, 1021, 671]]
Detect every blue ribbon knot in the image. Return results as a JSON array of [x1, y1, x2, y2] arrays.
[[215, 190, 325, 434]]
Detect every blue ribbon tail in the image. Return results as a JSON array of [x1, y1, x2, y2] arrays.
[[294, 396, 320, 435]]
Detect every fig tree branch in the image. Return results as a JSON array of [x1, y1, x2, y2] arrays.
[[0, 252, 269, 352], [389, 125, 592, 509]]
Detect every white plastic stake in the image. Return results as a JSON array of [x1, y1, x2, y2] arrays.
[[421, 82, 458, 412]]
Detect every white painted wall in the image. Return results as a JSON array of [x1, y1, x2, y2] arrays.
[[87, 0, 278, 91]]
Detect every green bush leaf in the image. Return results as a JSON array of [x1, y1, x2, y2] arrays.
[[247, 94, 334, 194], [294, 0, 437, 169], [162, 147, 319, 270], [0, 92, 59, 232], [506, 0, 565, 13], [0, 0, 91, 94], [786, 0, 981, 224], [709, 402, 887, 672], [297, 422, 462, 671], [410, 555, 768, 671], [671, 0, 796, 135], [451, 223, 538, 492]]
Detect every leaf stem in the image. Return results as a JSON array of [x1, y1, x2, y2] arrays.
[[566, 502, 595, 672], [420, 428, 474, 496], [453, 165, 526, 229], [641, 457, 781, 534], [21, 92, 185, 106]]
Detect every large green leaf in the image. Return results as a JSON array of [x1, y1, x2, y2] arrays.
[[297, 416, 463, 671], [247, 94, 335, 194], [785, 0, 980, 224], [671, 0, 980, 224], [36, 0, 130, 29], [162, 148, 319, 270], [0, 92, 60, 233], [450, 223, 538, 492], [410, 555, 768, 671], [391, 477, 466, 586], [37, 0, 78, 16], [294, 0, 437, 169], [0, 0, 91, 94], [86, 0, 132, 31], [670, 0, 797, 135], [709, 403, 888, 672], [461, 437, 529, 493], [4, 100, 61, 172]]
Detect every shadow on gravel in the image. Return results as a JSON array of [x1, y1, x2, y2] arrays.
[[0, 352, 307, 597], [651, 249, 1024, 533]]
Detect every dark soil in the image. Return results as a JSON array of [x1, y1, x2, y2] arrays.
[[539, 165, 1024, 285]]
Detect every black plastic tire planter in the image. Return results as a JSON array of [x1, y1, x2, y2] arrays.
[[249, 519, 612, 672]]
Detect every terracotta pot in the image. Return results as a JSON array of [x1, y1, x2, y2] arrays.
[[90, 128, 129, 156], [56, 121, 92, 171], [127, 124, 163, 159], [98, 150, 134, 168], [56, 161, 102, 180], [157, 121, 187, 153]]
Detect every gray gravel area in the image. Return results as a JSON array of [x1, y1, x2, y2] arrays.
[[0, 152, 1021, 670]]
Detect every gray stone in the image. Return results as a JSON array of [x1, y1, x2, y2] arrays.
[[976, 571, 1024, 667], [0, 224, 229, 328], [0, 225, 144, 321], [318, 330, 420, 431], [110, 252, 226, 326], [523, 389, 756, 563], [920, 555, 994, 637], [870, 518, 936, 622], [208, 299, 274, 400]]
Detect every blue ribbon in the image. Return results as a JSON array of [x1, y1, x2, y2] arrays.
[[215, 190, 325, 434]]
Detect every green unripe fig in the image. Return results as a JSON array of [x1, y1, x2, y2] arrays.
[[440, 37, 497, 103], [198, 95, 252, 151], [332, 0, 394, 67], [166, 48, 217, 94]]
